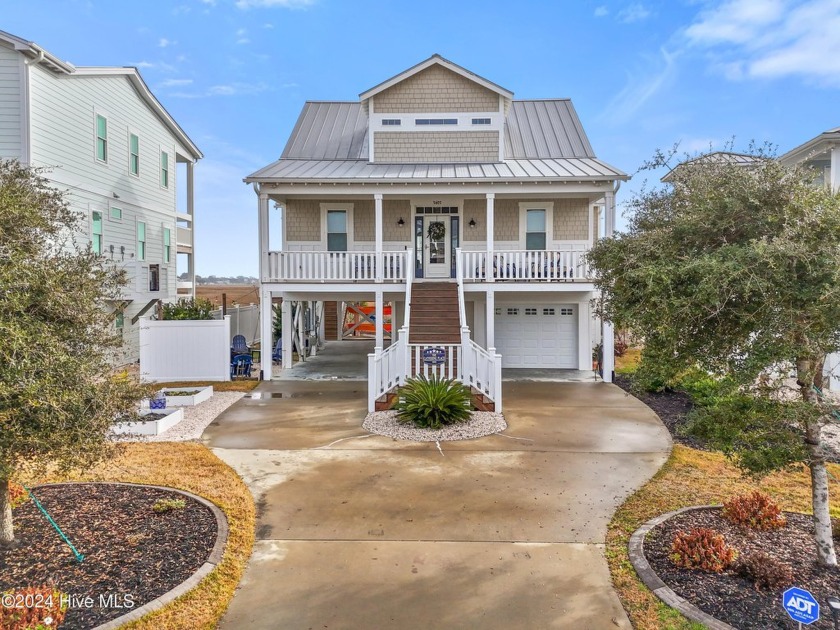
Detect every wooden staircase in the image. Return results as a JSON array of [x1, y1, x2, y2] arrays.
[[408, 282, 461, 344], [323, 301, 339, 341]]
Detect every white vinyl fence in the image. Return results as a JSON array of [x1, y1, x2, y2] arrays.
[[139, 316, 231, 383], [211, 304, 261, 346]]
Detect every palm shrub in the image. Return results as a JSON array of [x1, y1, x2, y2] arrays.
[[394, 375, 471, 429]]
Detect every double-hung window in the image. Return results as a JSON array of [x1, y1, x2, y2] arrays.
[[129, 134, 140, 176], [92, 211, 103, 255], [163, 228, 171, 263], [525, 209, 546, 250], [95, 115, 108, 162], [137, 221, 146, 261], [160, 151, 169, 188], [327, 210, 347, 251]]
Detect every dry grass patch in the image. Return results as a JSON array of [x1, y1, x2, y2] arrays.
[[615, 347, 642, 374], [153, 380, 261, 393], [24, 442, 254, 630], [607, 444, 840, 629]]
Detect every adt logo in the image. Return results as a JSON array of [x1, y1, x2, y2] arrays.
[[783, 587, 820, 624]]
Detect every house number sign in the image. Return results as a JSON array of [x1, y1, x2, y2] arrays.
[[422, 347, 446, 365]]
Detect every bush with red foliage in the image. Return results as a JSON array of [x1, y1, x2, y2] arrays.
[[670, 527, 737, 573], [723, 491, 786, 531]]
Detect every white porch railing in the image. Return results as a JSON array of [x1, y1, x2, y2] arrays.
[[267, 251, 407, 282], [463, 339, 502, 408], [459, 249, 591, 282], [368, 334, 407, 410]]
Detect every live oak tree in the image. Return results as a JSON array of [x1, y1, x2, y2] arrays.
[[588, 148, 840, 566], [0, 160, 146, 548]]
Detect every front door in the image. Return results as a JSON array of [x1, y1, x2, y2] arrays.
[[423, 215, 450, 278]]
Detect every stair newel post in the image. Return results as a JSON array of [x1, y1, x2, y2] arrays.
[[401, 326, 411, 379], [460, 325, 471, 382]]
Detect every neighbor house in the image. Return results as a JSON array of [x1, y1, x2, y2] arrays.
[[246, 55, 626, 410], [781, 127, 840, 391], [0, 30, 201, 363]]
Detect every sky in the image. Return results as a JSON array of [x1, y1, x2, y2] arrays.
[[3, 0, 839, 277]]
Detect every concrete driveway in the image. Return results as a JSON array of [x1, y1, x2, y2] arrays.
[[205, 380, 671, 629]]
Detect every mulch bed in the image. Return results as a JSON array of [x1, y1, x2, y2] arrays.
[[0, 483, 216, 629], [645, 507, 840, 629], [614, 374, 709, 450]]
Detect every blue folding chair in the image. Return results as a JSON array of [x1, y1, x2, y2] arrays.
[[231, 354, 252, 379], [272, 338, 282, 364]]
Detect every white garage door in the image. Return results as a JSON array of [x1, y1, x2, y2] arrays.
[[495, 304, 578, 368]]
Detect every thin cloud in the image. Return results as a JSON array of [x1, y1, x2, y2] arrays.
[[617, 3, 651, 23], [158, 37, 173, 48], [235, 0, 315, 8], [263, 22, 275, 28], [158, 78, 194, 88], [600, 48, 677, 125], [594, 6, 609, 17], [236, 28, 250, 44], [684, 0, 840, 87], [132, 60, 179, 73], [170, 82, 269, 98]]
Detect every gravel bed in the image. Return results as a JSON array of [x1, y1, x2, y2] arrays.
[[118, 391, 244, 442], [363, 410, 506, 441]]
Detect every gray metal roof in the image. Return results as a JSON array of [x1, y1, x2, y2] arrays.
[[246, 157, 625, 183], [280, 102, 368, 160], [280, 100, 597, 162], [505, 100, 594, 159]]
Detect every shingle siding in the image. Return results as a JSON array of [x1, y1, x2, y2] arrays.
[[353, 200, 374, 241], [374, 131, 499, 163], [286, 200, 321, 241], [375, 65, 500, 113], [553, 199, 589, 240]]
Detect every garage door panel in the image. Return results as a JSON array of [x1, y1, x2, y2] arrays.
[[495, 304, 577, 368]]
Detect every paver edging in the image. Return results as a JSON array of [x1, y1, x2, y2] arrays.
[[628, 505, 737, 630], [34, 481, 229, 630]]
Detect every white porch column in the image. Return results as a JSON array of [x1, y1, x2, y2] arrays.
[[298, 301, 307, 361], [260, 289, 273, 381], [281, 295, 292, 369], [374, 193, 383, 282], [375, 289, 384, 349], [187, 161, 196, 296], [258, 192, 270, 282], [831, 147, 839, 193], [486, 193, 495, 283], [604, 190, 616, 237], [485, 289, 495, 350]]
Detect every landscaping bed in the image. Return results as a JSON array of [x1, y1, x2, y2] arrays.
[[161, 385, 214, 407], [644, 507, 840, 629], [613, 374, 708, 450], [112, 408, 185, 436], [0, 483, 217, 629]]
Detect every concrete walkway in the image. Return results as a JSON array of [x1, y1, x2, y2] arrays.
[[205, 380, 671, 629]]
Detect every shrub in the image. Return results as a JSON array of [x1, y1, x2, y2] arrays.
[[161, 297, 214, 321], [0, 586, 67, 630], [394, 375, 471, 430], [723, 491, 787, 531], [734, 552, 793, 591], [8, 482, 28, 509], [678, 369, 736, 407], [670, 527, 737, 572], [152, 497, 186, 514]]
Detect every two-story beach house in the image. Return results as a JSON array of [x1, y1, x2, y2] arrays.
[[781, 127, 840, 392], [0, 30, 201, 363], [247, 56, 626, 410]]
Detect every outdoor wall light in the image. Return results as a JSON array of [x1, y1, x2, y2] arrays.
[[397, 217, 405, 226], [828, 596, 840, 629], [112, 192, 120, 199], [468, 218, 476, 228]]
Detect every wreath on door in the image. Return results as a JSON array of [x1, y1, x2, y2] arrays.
[[427, 221, 446, 241]]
